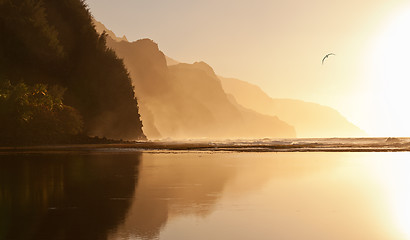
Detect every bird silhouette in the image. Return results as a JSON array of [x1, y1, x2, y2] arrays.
[[322, 53, 335, 64]]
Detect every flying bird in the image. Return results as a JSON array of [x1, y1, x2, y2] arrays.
[[322, 53, 335, 64]]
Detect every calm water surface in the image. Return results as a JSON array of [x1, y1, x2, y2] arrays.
[[1, 151, 410, 240]]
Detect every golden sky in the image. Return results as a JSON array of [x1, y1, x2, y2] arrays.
[[86, 0, 410, 136]]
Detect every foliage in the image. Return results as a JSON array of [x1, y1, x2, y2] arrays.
[[0, 0, 145, 142], [0, 81, 83, 144]]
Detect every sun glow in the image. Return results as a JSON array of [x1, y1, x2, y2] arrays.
[[368, 5, 410, 136], [371, 153, 410, 238]]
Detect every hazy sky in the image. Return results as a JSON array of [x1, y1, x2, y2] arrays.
[[86, 0, 410, 136]]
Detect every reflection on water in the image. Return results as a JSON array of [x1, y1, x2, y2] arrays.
[[370, 152, 410, 238], [1, 151, 410, 239], [0, 152, 141, 240]]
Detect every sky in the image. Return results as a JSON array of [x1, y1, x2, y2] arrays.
[[85, 0, 410, 136]]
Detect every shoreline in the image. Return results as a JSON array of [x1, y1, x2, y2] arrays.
[[2, 137, 410, 153]]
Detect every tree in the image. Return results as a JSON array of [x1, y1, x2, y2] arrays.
[[0, 81, 83, 144], [0, 0, 146, 141]]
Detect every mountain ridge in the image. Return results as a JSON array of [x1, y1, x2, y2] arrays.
[[95, 20, 295, 139], [220, 77, 365, 137], [93, 18, 363, 139]]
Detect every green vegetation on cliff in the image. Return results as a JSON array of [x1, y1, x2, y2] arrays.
[[0, 81, 83, 145], [0, 0, 145, 144]]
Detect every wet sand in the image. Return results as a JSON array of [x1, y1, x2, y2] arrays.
[[1, 137, 410, 153]]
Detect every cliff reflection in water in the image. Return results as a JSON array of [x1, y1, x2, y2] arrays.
[[109, 152, 403, 240], [109, 152, 350, 240], [0, 152, 141, 240], [1, 151, 407, 240]]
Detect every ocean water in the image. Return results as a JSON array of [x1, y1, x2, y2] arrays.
[[1, 147, 410, 240]]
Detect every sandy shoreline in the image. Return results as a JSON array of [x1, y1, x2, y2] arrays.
[[1, 137, 410, 153]]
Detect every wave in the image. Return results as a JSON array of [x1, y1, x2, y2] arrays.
[[2, 137, 410, 153]]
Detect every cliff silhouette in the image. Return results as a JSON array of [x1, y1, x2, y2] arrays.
[[0, 1, 145, 144], [105, 34, 295, 139], [220, 77, 365, 137], [95, 19, 363, 139], [93, 19, 128, 42], [96, 21, 295, 139]]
